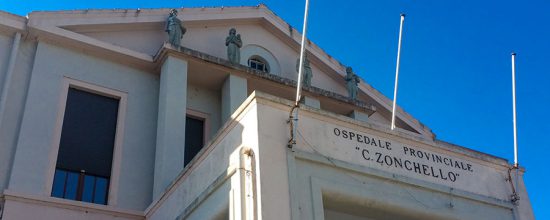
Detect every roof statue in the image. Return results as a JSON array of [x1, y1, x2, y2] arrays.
[[225, 28, 242, 64], [296, 53, 313, 87], [345, 67, 361, 100], [165, 9, 186, 48]]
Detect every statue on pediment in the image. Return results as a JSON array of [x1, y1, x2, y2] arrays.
[[226, 28, 242, 64], [165, 9, 186, 48], [296, 53, 313, 87], [345, 67, 361, 100]]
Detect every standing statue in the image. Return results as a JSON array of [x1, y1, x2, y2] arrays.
[[165, 9, 186, 48], [345, 67, 361, 100], [296, 54, 313, 87], [225, 28, 242, 64]]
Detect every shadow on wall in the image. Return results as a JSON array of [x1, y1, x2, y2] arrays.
[[176, 112, 257, 220]]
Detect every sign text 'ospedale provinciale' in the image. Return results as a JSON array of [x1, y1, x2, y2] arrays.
[[332, 127, 475, 183]]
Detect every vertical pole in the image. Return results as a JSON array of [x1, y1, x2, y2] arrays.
[[295, 0, 311, 105], [511, 52, 520, 204], [511, 52, 518, 167], [391, 14, 405, 130], [290, 0, 311, 148]]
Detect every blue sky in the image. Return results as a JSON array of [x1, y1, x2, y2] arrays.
[[2, 0, 548, 218]]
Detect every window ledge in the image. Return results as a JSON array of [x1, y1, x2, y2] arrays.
[[2, 190, 144, 219]]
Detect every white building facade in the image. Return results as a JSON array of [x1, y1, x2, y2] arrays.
[[0, 5, 534, 220]]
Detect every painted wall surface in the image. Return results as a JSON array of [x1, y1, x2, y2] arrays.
[[0, 38, 36, 193], [183, 24, 347, 95], [0, 32, 12, 89], [252, 94, 532, 220], [8, 41, 159, 211], [187, 83, 221, 140], [148, 101, 259, 220], [2, 198, 143, 220], [0, 38, 37, 193], [85, 28, 166, 56], [254, 103, 293, 220], [83, 23, 348, 96], [294, 111, 512, 200], [324, 210, 375, 220]]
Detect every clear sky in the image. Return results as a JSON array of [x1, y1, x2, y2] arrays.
[[2, 0, 548, 218]]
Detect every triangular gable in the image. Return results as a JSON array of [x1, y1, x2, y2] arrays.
[[22, 5, 434, 139]]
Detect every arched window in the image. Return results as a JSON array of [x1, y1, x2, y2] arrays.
[[247, 56, 270, 73]]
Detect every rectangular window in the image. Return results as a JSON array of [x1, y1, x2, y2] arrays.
[[51, 87, 119, 205], [184, 115, 205, 167]]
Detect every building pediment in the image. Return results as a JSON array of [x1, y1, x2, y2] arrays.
[[8, 5, 434, 138]]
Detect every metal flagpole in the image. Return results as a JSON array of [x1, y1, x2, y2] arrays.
[[391, 14, 405, 130], [511, 52, 518, 167], [295, 0, 311, 105], [289, 0, 311, 148], [509, 52, 521, 204]]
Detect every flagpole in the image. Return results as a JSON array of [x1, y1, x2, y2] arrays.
[[511, 52, 518, 167], [295, 0, 311, 105], [391, 14, 405, 130], [289, 0, 311, 148], [510, 52, 521, 205]]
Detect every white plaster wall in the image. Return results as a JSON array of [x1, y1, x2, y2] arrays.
[[84, 23, 348, 95], [148, 102, 259, 220], [295, 160, 513, 220], [239, 44, 281, 75], [0, 32, 12, 90], [2, 199, 142, 220], [0, 39, 37, 193], [324, 210, 375, 220], [8, 41, 159, 211], [85, 29, 166, 56], [254, 103, 293, 220], [184, 181, 230, 220], [187, 83, 221, 140], [0, 32, 16, 193], [252, 96, 530, 220], [183, 24, 347, 95], [292, 111, 511, 201], [368, 111, 390, 125]]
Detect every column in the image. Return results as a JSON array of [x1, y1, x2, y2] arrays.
[[153, 56, 188, 198], [221, 74, 247, 123]]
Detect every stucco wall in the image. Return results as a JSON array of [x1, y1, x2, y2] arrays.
[[85, 28, 166, 56], [8, 41, 159, 211], [183, 24, 347, 95], [252, 94, 531, 220], [187, 83, 221, 140], [0, 32, 12, 89], [84, 23, 348, 96], [0, 34, 37, 194], [147, 100, 259, 220], [2, 196, 143, 220]]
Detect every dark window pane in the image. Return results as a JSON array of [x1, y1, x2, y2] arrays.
[[258, 63, 264, 71], [82, 175, 95, 203], [53, 88, 118, 205], [51, 169, 67, 198], [94, 177, 108, 205], [65, 172, 79, 200], [56, 88, 119, 177], [184, 116, 205, 166]]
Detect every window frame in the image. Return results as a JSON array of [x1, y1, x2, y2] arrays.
[[46, 77, 127, 206], [186, 108, 210, 150], [247, 56, 270, 73]]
